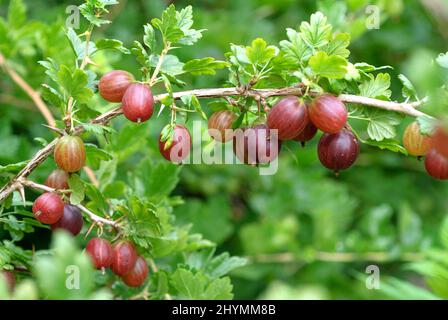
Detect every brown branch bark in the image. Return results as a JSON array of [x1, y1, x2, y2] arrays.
[[0, 85, 430, 203]]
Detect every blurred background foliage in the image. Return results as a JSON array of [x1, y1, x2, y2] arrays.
[[1, 0, 448, 299]]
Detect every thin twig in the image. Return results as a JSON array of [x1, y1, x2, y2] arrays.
[[18, 178, 118, 228], [0, 53, 56, 127], [0, 86, 431, 203]]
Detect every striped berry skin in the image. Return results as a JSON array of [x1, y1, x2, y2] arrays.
[[121, 256, 149, 287], [99, 70, 134, 103], [309, 95, 348, 134], [122, 83, 154, 123], [51, 204, 83, 236], [159, 125, 192, 163], [433, 126, 448, 158], [318, 129, 360, 172], [208, 110, 237, 142], [403, 121, 432, 157], [111, 241, 138, 276], [425, 149, 448, 180], [45, 169, 69, 190], [86, 238, 113, 269], [32, 193, 64, 224], [54, 136, 86, 173], [267, 96, 308, 141]]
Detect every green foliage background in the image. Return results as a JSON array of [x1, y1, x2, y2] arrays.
[[1, 0, 448, 300]]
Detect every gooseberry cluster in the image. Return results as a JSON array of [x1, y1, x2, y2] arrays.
[[98, 70, 193, 163], [208, 94, 359, 173], [402, 122, 448, 180], [86, 238, 149, 287]]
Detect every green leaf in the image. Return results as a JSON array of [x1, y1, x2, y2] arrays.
[[143, 24, 156, 52], [246, 38, 278, 66], [365, 109, 402, 141], [309, 51, 347, 79], [359, 73, 392, 98], [183, 58, 229, 76], [95, 39, 129, 54], [68, 174, 85, 205], [149, 54, 184, 76], [324, 33, 350, 58], [299, 11, 332, 48], [170, 269, 233, 300], [279, 28, 312, 64], [151, 5, 184, 44], [131, 41, 149, 67], [38, 58, 59, 82], [34, 232, 110, 299], [8, 0, 26, 29], [41, 84, 64, 110], [206, 253, 248, 278], [85, 143, 113, 169], [398, 74, 418, 100], [57, 66, 93, 103], [0, 161, 28, 174], [417, 115, 438, 135], [176, 5, 204, 46], [79, 0, 117, 27], [364, 139, 408, 155]]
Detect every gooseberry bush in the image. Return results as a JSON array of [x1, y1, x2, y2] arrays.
[[0, 0, 448, 300]]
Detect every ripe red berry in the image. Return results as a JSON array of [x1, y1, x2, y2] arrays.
[[51, 204, 83, 236], [318, 129, 360, 172], [54, 136, 86, 173], [208, 110, 237, 142], [32, 193, 64, 224], [294, 121, 318, 146], [99, 70, 134, 103], [45, 169, 69, 190], [111, 241, 138, 276], [86, 238, 113, 270], [233, 125, 281, 165], [159, 125, 192, 163], [1, 271, 15, 292], [425, 149, 448, 180], [122, 83, 154, 122], [267, 96, 309, 140], [309, 95, 348, 134], [433, 126, 448, 158], [403, 121, 432, 157], [121, 256, 149, 287]]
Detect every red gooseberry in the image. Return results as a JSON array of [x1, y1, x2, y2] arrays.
[[433, 126, 448, 158], [208, 110, 237, 142], [267, 96, 309, 140], [309, 95, 348, 134], [98, 70, 134, 103], [54, 136, 86, 173], [425, 149, 448, 180], [121, 256, 149, 287], [32, 193, 64, 224], [111, 241, 138, 276], [159, 124, 192, 163], [318, 129, 360, 172], [51, 204, 83, 236], [45, 169, 69, 190], [86, 238, 113, 270], [122, 83, 154, 123]]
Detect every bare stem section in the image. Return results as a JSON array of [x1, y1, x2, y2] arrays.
[[0, 85, 429, 203]]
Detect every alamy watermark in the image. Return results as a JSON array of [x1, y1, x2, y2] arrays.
[[365, 265, 380, 289]]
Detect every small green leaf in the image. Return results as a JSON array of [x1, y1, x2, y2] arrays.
[[309, 51, 347, 79], [246, 38, 278, 66], [324, 32, 350, 58], [417, 115, 438, 135], [95, 39, 129, 54], [183, 58, 229, 76], [359, 73, 391, 98], [364, 139, 408, 155], [57, 66, 93, 103], [300, 11, 332, 48], [366, 109, 402, 141], [181, 94, 207, 119], [151, 5, 184, 44], [398, 74, 418, 100], [279, 28, 312, 64], [143, 24, 156, 51], [149, 54, 184, 76], [68, 174, 85, 205]]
